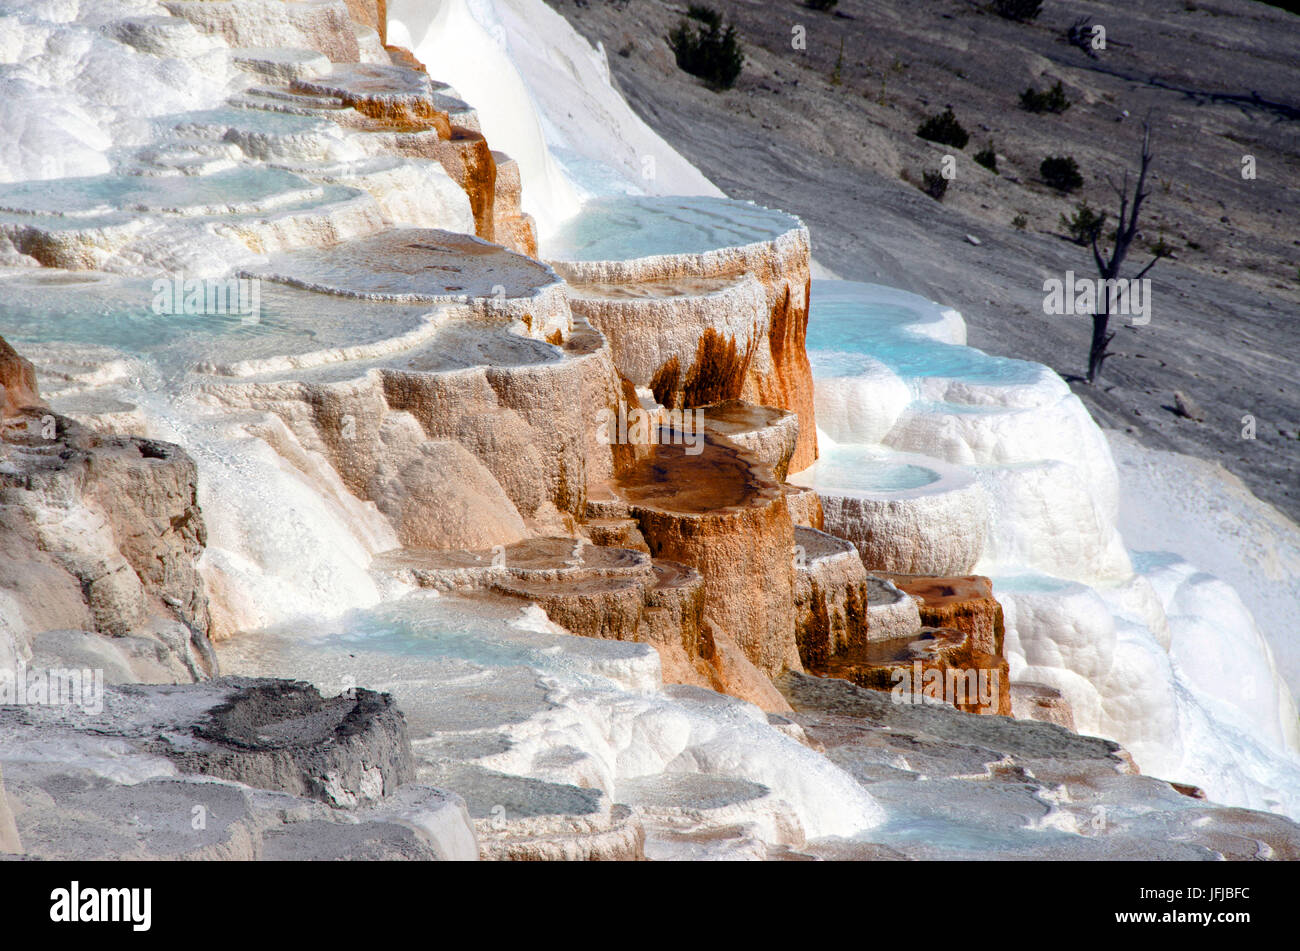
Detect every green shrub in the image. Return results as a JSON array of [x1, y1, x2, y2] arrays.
[[1060, 201, 1107, 245], [1040, 155, 1083, 192], [974, 144, 998, 172], [807, 0, 839, 10], [990, 0, 1043, 21], [920, 170, 949, 201], [1012, 213, 1029, 230], [1020, 80, 1072, 114], [667, 5, 744, 90], [916, 107, 969, 149]]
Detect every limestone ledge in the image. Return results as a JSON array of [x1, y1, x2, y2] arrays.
[[552, 221, 818, 473], [0, 396, 213, 683], [372, 538, 789, 713]]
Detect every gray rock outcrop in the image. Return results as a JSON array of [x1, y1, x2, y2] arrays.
[[1, 386, 213, 683], [0, 677, 477, 860]]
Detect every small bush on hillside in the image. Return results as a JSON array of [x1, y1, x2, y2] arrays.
[[1041, 155, 1083, 192], [1020, 80, 1072, 114], [920, 170, 949, 201], [1060, 200, 1107, 245], [1012, 213, 1029, 230], [990, 0, 1043, 22], [916, 107, 969, 149], [974, 144, 998, 172], [1148, 232, 1175, 258], [1065, 17, 1101, 58], [667, 5, 745, 90], [806, 0, 839, 10]]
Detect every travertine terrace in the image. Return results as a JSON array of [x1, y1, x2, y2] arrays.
[[1, 0, 1297, 861]]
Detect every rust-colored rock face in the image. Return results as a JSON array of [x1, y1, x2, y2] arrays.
[[489, 153, 538, 258], [819, 627, 1011, 717], [613, 432, 800, 679], [345, 0, 387, 44], [885, 574, 1004, 656], [696, 622, 794, 713], [752, 278, 817, 473], [0, 336, 44, 419], [436, 128, 497, 242], [295, 45, 536, 258], [292, 65, 453, 138], [493, 214, 539, 259], [657, 327, 750, 408], [553, 223, 818, 474], [385, 45, 424, 72], [792, 526, 871, 671]]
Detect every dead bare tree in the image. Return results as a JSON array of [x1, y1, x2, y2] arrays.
[[1086, 119, 1167, 383]]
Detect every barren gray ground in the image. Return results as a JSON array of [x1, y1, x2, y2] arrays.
[[549, 0, 1300, 521]]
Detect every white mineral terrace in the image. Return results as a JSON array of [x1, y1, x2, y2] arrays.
[[801, 279, 1300, 813], [0, 0, 1297, 860]]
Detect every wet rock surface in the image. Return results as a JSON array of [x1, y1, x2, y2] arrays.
[[778, 671, 1300, 860]]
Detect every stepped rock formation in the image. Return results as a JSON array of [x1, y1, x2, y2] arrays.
[[613, 431, 800, 680], [3, 0, 1296, 860], [553, 200, 818, 473], [886, 574, 1005, 657], [0, 3, 826, 705], [0, 4, 1008, 721]]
